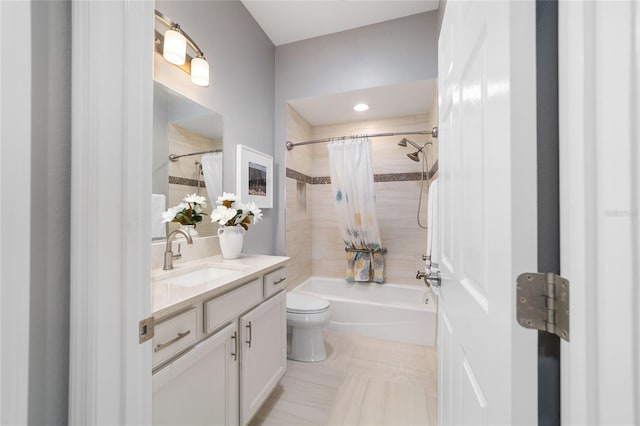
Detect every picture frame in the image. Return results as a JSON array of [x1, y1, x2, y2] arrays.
[[236, 145, 273, 208]]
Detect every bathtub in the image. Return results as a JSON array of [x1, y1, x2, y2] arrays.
[[291, 276, 437, 347]]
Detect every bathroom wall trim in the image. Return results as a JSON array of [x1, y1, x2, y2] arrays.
[[286, 167, 437, 185], [285, 168, 313, 184], [169, 175, 207, 188]]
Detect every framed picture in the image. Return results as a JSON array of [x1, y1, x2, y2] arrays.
[[236, 145, 273, 208]]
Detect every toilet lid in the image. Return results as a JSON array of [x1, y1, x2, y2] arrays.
[[286, 292, 330, 314]]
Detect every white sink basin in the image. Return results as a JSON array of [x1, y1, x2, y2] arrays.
[[155, 264, 243, 288]]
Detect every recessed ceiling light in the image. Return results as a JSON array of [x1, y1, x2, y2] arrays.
[[353, 103, 370, 112]]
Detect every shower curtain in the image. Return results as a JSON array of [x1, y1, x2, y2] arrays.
[[201, 152, 223, 206], [327, 137, 384, 283]]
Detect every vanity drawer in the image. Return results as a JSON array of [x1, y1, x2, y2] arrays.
[[152, 307, 198, 367], [264, 267, 287, 298], [205, 278, 263, 334]]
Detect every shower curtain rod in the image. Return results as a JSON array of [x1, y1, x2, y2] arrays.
[[169, 149, 222, 162], [285, 127, 438, 151]]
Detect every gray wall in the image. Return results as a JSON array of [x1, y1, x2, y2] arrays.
[[155, 0, 275, 254], [274, 11, 439, 254], [29, 1, 71, 424]]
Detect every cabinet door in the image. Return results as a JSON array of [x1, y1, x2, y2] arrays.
[[153, 322, 239, 426], [239, 291, 287, 425]]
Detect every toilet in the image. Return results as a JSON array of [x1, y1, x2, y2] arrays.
[[286, 292, 331, 362]]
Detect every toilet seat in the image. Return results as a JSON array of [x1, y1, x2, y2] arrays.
[[286, 293, 330, 314]]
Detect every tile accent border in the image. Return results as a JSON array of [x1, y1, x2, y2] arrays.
[[286, 163, 438, 185], [285, 168, 312, 184], [169, 175, 207, 188]]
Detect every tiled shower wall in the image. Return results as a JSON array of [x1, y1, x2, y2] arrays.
[[285, 100, 438, 288], [285, 106, 314, 289]]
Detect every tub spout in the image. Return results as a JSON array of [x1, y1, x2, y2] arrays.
[[418, 270, 441, 289]]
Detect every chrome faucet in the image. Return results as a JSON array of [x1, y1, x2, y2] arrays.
[[163, 229, 193, 270], [417, 268, 442, 289]]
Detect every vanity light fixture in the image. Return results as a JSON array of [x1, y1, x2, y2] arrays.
[[155, 10, 210, 87], [353, 103, 370, 112]]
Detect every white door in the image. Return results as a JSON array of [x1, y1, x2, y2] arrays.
[[437, 1, 538, 424], [559, 2, 640, 424], [240, 292, 287, 425], [152, 322, 239, 426]]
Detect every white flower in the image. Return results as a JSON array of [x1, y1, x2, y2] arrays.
[[216, 192, 238, 205], [204, 194, 262, 229], [184, 193, 207, 207], [210, 206, 237, 225], [244, 201, 263, 223], [161, 203, 188, 223]]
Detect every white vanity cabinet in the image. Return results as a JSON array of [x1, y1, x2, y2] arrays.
[[151, 260, 288, 426], [239, 291, 287, 425]]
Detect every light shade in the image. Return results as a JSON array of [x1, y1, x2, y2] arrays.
[[191, 57, 210, 87], [163, 29, 186, 65], [353, 103, 370, 112]]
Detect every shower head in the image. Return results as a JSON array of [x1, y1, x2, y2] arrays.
[[407, 151, 421, 162], [399, 137, 421, 150]]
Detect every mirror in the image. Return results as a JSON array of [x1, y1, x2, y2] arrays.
[[152, 81, 223, 240]]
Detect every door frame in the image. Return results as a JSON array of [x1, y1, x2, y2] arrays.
[[559, 1, 639, 424], [0, 2, 32, 424], [69, 0, 153, 423]]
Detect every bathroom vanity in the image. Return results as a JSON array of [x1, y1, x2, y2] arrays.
[[150, 254, 289, 426]]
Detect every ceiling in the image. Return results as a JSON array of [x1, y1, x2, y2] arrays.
[[241, 0, 439, 46], [240, 1, 439, 127], [288, 79, 436, 126]]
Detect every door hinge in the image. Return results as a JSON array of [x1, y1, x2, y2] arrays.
[[516, 272, 570, 342], [139, 316, 155, 344]]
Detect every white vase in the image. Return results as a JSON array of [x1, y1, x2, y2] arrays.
[[180, 224, 199, 237], [217, 226, 245, 259]]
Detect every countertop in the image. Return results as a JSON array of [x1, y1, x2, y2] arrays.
[[152, 254, 290, 320]]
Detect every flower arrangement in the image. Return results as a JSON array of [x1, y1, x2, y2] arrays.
[[162, 193, 208, 228], [210, 192, 263, 230]]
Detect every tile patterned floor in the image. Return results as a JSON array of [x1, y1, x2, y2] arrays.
[[249, 331, 437, 426]]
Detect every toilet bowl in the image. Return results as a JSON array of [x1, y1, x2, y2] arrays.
[[286, 292, 330, 362]]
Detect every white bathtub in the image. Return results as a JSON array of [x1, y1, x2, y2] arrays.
[[291, 276, 437, 347]]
